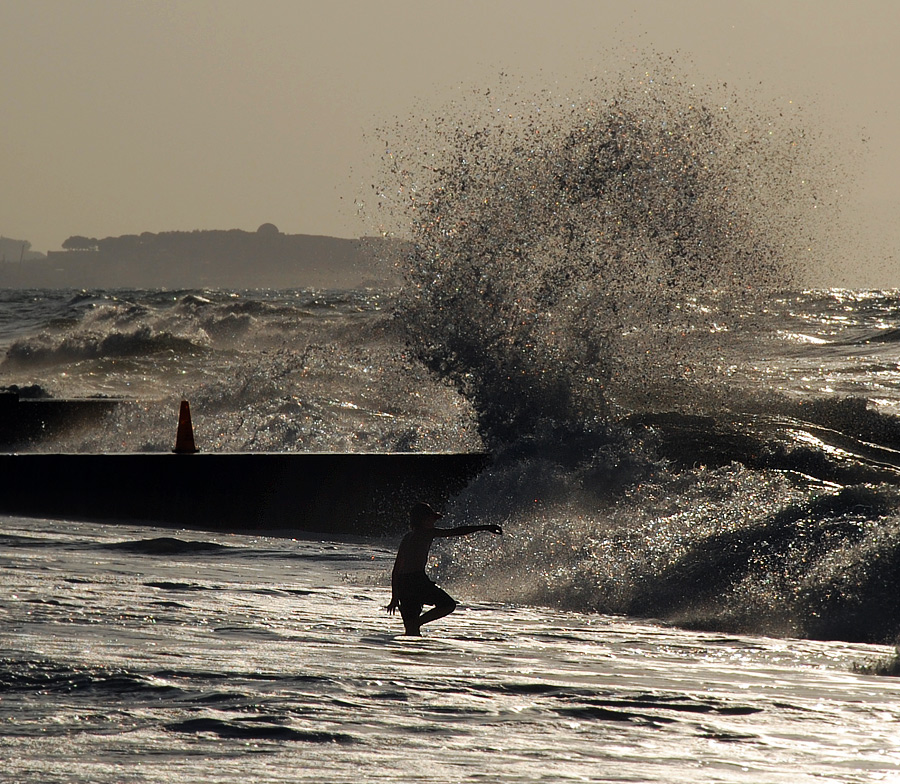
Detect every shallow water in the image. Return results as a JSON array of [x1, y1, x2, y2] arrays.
[[2, 516, 898, 783]]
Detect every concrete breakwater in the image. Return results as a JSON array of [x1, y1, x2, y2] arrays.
[[0, 391, 122, 450], [0, 452, 491, 535]]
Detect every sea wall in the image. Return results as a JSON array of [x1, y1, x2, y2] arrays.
[[0, 391, 121, 449], [0, 452, 490, 536]]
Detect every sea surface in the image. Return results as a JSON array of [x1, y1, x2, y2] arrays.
[[2, 515, 899, 784], [3, 286, 900, 782]]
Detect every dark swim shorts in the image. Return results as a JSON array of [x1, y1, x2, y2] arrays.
[[395, 571, 454, 609]]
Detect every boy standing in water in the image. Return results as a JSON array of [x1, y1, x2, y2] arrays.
[[386, 502, 502, 636]]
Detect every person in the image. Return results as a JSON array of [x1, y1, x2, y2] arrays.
[[386, 501, 502, 636]]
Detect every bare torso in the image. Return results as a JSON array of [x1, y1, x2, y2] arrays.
[[392, 530, 436, 576]]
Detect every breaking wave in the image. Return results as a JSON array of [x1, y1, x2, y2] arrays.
[[377, 71, 823, 447], [372, 70, 900, 643], [0, 289, 481, 453]]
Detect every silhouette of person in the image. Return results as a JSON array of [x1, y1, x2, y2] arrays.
[[386, 501, 502, 636]]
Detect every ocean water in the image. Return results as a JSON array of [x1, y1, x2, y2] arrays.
[[4, 76, 900, 780], [0, 287, 480, 454], [4, 289, 900, 782], [2, 516, 899, 784]]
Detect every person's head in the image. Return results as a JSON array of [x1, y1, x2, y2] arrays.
[[410, 501, 442, 529]]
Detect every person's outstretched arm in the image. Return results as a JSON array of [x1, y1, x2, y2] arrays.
[[434, 524, 502, 538]]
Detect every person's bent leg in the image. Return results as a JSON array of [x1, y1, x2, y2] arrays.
[[417, 596, 456, 628]]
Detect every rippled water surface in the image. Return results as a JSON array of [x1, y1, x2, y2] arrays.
[[2, 516, 899, 783]]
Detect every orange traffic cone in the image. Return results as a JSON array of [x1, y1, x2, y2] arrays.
[[172, 400, 199, 453]]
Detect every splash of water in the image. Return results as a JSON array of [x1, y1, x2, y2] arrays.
[[376, 72, 823, 447], [365, 70, 900, 643]]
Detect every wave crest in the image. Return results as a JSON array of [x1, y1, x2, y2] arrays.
[[380, 74, 818, 446]]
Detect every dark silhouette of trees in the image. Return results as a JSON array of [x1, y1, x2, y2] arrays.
[[42, 227, 401, 288], [62, 236, 99, 251]]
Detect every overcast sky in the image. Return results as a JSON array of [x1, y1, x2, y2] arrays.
[[2, 0, 898, 284]]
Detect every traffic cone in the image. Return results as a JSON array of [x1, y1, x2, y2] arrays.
[[172, 400, 199, 453]]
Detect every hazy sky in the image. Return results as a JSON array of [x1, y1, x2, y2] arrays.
[[2, 0, 898, 284]]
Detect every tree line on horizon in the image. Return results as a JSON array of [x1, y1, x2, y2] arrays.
[[1, 225, 408, 287], [0, 224, 406, 288], [60, 223, 313, 257]]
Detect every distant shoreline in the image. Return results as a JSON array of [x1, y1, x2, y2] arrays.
[[0, 227, 407, 289]]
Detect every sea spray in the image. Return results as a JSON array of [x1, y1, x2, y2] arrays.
[[440, 458, 900, 642], [376, 71, 822, 447], [372, 71, 900, 642]]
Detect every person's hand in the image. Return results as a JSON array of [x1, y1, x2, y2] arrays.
[[487, 524, 503, 535], [386, 597, 399, 614]]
